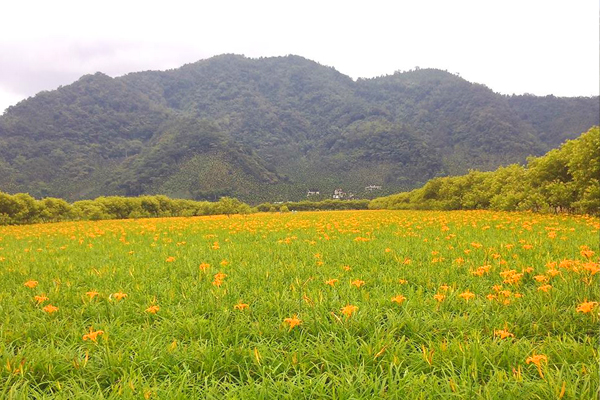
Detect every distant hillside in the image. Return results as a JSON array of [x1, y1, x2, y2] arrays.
[[0, 54, 597, 202]]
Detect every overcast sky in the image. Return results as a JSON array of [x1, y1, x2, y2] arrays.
[[1, 0, 598, 114]]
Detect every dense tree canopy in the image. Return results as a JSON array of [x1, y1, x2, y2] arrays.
[[0, 55, 597, 203]]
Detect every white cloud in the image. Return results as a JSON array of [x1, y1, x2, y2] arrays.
[[0, 0, 598, 113]]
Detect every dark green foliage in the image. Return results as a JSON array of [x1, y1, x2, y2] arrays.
[[370, 127, 600, 215], [0, 55, 598, 202]]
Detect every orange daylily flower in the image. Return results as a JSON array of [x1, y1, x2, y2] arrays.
[[459, 291, 475, 301], [576, 301, 598, 313], [526, 353, 548, 377], [165, 256, 176, 262], [34, 295, 49, 304], [199, 263, 210, 272], [398, 279, 408, 284], [284, 315, 302, 331], [83, 328, 104, 342], [324, 279, 338, 287], [351, 279, 365, 288], [234, 303, 249, 310], [112, 292, 127, 301], [340, 304, 358, 317], [582, 262, 600, 275], [212, 272, 227, 287], [434, 294, 445, 302], [43, 304, 58, 314], [526, 353, 547, 366], [86, 291, 99, 300], [146, 305, 160, 314], [537, 284, 552, 293], [580, 249, 595, 259], [24, 280, 38, 288], [391, 295, 406, 305], [494, 329, 514, 339]]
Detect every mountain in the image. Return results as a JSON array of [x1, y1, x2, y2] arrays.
[[0, 54, 597, 203]]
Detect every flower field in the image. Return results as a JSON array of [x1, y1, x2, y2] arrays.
[[0, 210, 598, 399]]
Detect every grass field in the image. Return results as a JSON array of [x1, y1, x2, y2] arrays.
[[0, 210, 598, 399]]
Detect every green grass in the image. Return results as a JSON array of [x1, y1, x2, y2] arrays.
[[0, 210, 598, 399]]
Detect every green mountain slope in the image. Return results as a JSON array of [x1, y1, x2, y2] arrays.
[[0, 55, 597, 202]]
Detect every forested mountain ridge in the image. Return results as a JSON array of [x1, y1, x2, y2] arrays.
[[0, 54, 597, 203]]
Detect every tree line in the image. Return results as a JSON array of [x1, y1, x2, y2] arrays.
[[0, 194, 372, 225], [369, 127, 599, 215]]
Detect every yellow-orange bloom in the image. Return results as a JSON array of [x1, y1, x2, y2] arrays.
[[526, 353, 548, 366], [351, 279, 365, 288], [34, 295, 48, 304], [234, 303, 249, 310], [576, 301, 598, 313], [537, 284, 552, 293], [214, 272, 227, 280], [24, 280, 38, 288], [391, 295, 406, 304], [83, 328, 104, 342], [146, 305, 160, 314], [580, 249, 595, 259], [398, 279, 408, 284], [324, 279, 338, 287], [199, 263, 210, 272], [434, 294, 445, 302], [459, 291, 475, 301], [43, 304, 58, 314], [112, 292, 127, 301], [341, 304, 358, 317], [494, 329, 514, 339], [86, 291, 99, 299], [284, 315, 302, 331]]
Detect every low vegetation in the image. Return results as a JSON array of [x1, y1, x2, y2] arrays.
[[0, 210, 597, 398]]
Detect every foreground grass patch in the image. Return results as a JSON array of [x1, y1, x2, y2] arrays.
[[0, 210, 598, 399]]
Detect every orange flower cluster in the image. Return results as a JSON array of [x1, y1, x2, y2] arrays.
[[213, 272, 227, 287], [576, 301, 598, 313]]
